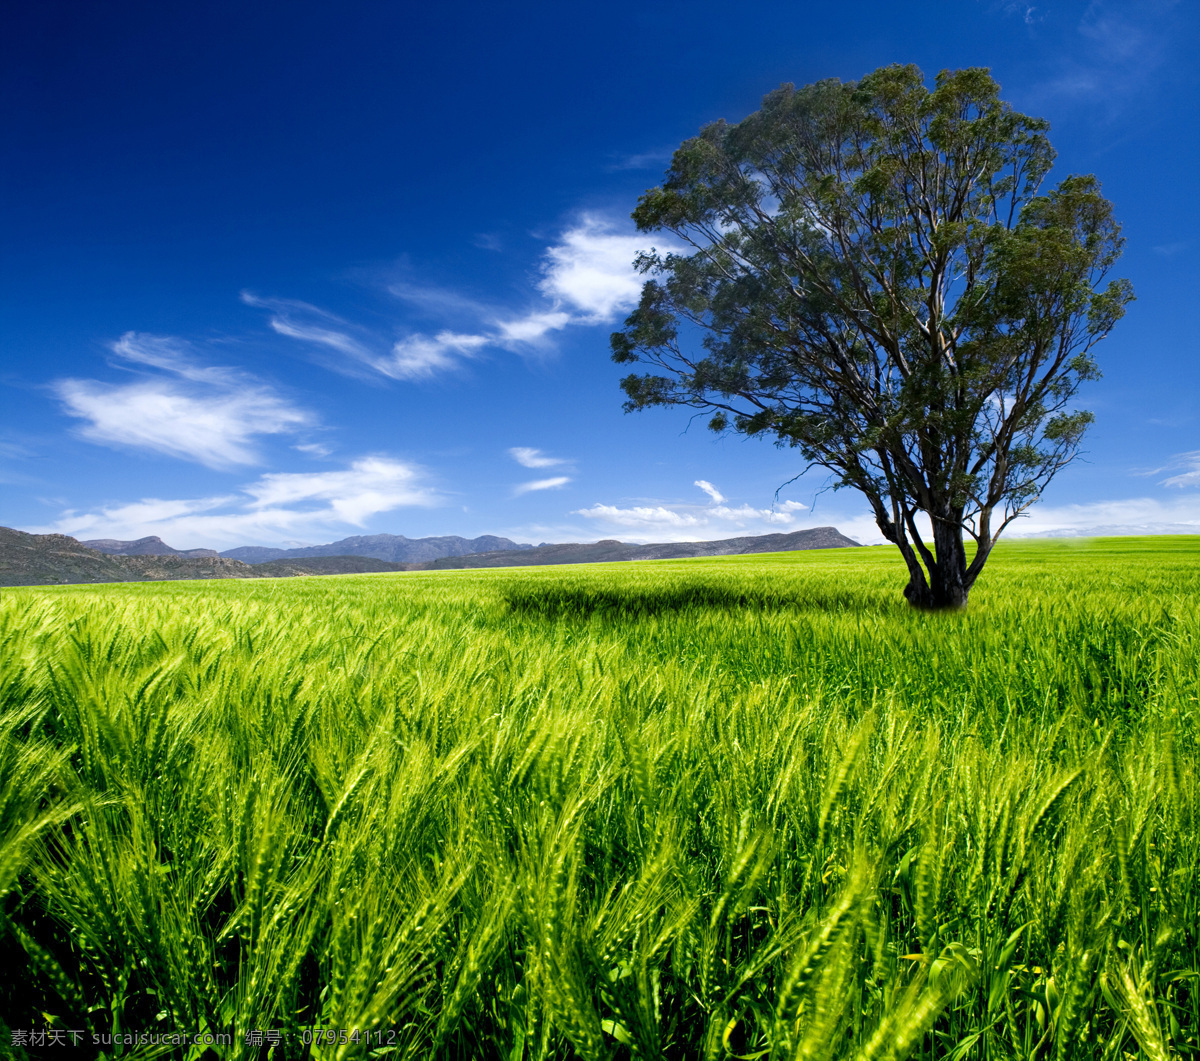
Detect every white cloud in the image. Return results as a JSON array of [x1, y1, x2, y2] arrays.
[[694, 479, 726, 504], [514, 476, 572, 496], [825, 491, 1200, 544], [55, 380, 308, 469], [30, 456, 441, 549], [494, 310, 572, 346], [566, 487, 1200, 549], [243, 457, 434, 523], [249, 215, 678, 381], [54, 333, 313, 468], [1005, 495, 1200, 537], [538, 214, 661, 321], [712, 504, 797, 524], [510, 447, 570, 469], [573, 486, 814, 542], [574, 504, 705, 534], [822, 513, 888, 547], [576, 491, 1200, 547], [494, 506, 887, 550]]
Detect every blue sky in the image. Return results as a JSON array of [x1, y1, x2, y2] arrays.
[[2, 0, 1198, 549]]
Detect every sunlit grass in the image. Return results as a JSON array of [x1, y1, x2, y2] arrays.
[[1, 537, 1198, 1059]]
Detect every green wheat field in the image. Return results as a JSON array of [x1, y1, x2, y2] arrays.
[[1, 537, 1198, 1060]]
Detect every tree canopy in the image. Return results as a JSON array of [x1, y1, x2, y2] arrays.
[[612, 64, 1132, 608]]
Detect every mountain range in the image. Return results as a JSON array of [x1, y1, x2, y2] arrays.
[[421, 527, 859, 569], [220, 533, 533, 564], [0, 525, 860, 587]]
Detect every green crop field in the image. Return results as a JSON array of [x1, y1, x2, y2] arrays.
[[1, 537, 1198, 1060]]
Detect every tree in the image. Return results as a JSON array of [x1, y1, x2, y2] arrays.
[[611, 65, 1133, 609]]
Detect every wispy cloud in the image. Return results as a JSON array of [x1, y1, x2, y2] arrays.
[[0, 439, 36, 460], [1077, 2, 1158, 64], [0, 437, 41, 485], [241, 293, 394, 380], [386, 281, 495, 320], [573, 481, 810, 541], [509, 448, 573, 496], [246, 291, 495, 382], [249, 215, 678, 380], [514, 476, 572, 496], [1160, 451, 1200, 489], [1027, 0, 1184, 116], [1132, 449, 1200, 484], [294, 441, 333, 457], [509, 447, 570, 469], [385, 332, 491, 379], [995, 2, 1042, 26], [54, 333, 313, 468], [471, 233, 504, 252], [606, 148, 674, 172], [268, 317, 373, 360], [31, 456, 441, 548], [242, 295, 374, 361]]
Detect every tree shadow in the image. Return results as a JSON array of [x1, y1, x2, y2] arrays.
[[501, 582, 869, 620]]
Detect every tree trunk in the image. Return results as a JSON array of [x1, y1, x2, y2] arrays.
[[903, 517, 971, 610]]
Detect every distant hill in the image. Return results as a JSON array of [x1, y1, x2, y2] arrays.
[[81, 535, 220, 558], [422, 527, 860, 570], [0, 527, 259, 587], [250, 555, 413, 576], [222, 533, 533, 564], [106, 554, 260, 581]]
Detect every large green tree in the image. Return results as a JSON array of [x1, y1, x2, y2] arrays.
[[612, 65, 1132, 609]]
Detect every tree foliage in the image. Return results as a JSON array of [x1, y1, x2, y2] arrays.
[[612, 64, 1133, 608]]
